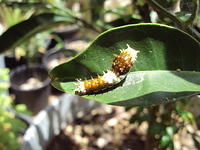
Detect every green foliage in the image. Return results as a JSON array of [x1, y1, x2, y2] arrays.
[[129, 100, 197, 149], [160, 126, 174, 148], [0, 68, 29, 150], [18, 31, 51, 63], [0, 1, 199, 149], [0, 13, 74, 53], [0, 3, 34, 28], [50, 23, 200, 107], [176, 105, 196, 125]]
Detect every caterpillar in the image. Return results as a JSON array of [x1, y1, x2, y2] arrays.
[[74, 44, 139, 95], [74, 70, 122, 95], [112, 44, 139, 76]]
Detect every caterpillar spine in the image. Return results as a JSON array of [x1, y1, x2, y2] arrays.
[[74, 44, 139, 95]]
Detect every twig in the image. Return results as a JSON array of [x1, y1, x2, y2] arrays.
[[74, 17, 101, 33], [148, 0, 200, 42], [147, 0, 183, 27], [184, 0, 199, 26], [187, 25, 200, 42], [48, 3, 101, 33]]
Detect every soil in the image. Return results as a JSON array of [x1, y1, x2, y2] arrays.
[[45, 105, 200, 150], [45, 131, 79, 150], [65, 40, 89, 52], [46, 106, 145, 150], [19, 77, 43, 90], [47, 55, 68, 70]]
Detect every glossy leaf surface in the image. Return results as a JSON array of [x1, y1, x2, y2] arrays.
[[50, 24, 200, 107], [0, 13, 74, 53]]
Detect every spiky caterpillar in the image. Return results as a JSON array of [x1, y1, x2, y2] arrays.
[[75, 70, 122, 95], [112, 44, 139, 76], [74, 44, 139, 95]]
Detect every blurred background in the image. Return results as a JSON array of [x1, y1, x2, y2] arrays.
[[0, 0, 199, 150]]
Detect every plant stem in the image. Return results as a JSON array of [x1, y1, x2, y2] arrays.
[[187, 25, 200, 43], [148, 0, 200, 42], [184, 0, 199, 26], [48, 3, 101, 33], [147, 0, 183, 26], [74, 17, 101, 33], [145, 106, 159, 150]]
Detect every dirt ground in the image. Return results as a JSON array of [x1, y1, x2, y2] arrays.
[[46, 105, 200, 150]]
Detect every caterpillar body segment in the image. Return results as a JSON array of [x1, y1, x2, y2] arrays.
[[74, 44, 139, 95], [112, 44, 139, 75], [74, 70, 121, 95]]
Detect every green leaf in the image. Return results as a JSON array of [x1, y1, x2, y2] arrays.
[[166, 126, 174, 138], [176, 12, 191, 22], [181, 110, 196, 124], [50, 23, 200, 107], [0, 13, 75, 53], [160, 135, 171, 147], [160, 126, 174, 147]]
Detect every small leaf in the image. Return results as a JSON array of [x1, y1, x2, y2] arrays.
[[166, 126, 174, 138], [160, 135, 171, 147], [15, 104, 26, 112], [181, 110, 196, 124]]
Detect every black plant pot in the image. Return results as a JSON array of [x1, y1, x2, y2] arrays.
[[42, 48, 77, 94], [48, 25, 80, 49], [52, 25, 80, 41], [4, 53, 27, 70], [10, 65, 50, 114]]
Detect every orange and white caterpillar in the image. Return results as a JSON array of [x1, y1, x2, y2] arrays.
[[75, 44, 139, 95], [112, 44, 139, 76], [75, 70, 122, 95]]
